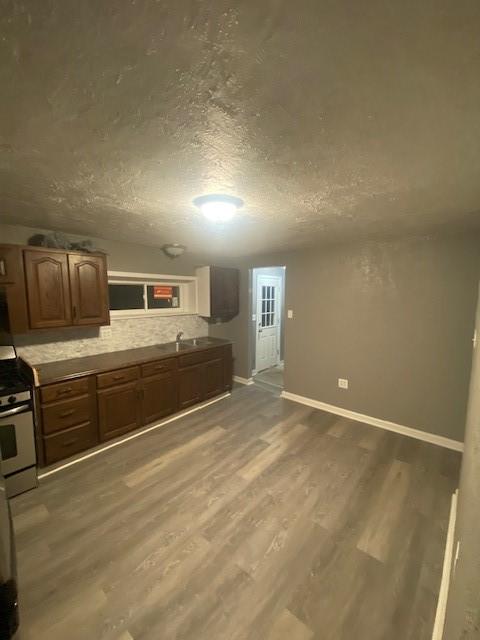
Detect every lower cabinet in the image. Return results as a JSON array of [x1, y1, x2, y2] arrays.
[[204, 358, 225, 399], [37, 343, 234, 465], [178, 364, 204, 410], [43, 421, 98, 465], [178, 354, 227, 408], [141, 370, 177, 424], [39, 376, 99, 465], [97, 380, 142, 442]]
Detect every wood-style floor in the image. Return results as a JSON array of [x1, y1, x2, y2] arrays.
[[11, 385, 460, 640], [253, 364, 284, 392]]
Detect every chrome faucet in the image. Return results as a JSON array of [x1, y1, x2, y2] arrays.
[[176, 331, 184, 343]]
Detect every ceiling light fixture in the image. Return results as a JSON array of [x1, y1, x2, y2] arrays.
[[162, 243, 186, 259], [193, 194, 244, 223]]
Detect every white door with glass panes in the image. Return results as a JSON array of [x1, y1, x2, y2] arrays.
[[255, 275, 281, 372]]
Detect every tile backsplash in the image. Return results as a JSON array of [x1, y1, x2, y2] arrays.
[[14, 314, 208, 364]]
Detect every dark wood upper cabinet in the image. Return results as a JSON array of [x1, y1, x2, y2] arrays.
[[211, 267, 239, 319], [0, 245, 29, 334], [24, 250, 72, 329], [141, 370, 177, 424], [1, 245, 110, 333], [68, 254, 110, 326], [196, 266, 239, 320], [0, 245, 22, 285]]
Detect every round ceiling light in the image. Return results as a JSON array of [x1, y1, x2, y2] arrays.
[[162, 243, 186, 258], [193, 194, 243, 223]]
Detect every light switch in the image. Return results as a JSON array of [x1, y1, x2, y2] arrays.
[[287, 309, 294, 319], [338, 378, 349, 389]]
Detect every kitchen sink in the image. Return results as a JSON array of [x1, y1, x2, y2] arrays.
[[154, 343, 191, 352], [174, 342, 192, 351], [184, 338, 216, 347], [154, 338, 216, 352]]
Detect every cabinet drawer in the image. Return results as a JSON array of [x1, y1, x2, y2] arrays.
[[42, 396, 91, 435], [96, 366, 139, 389], [43, 422, 96, 464], [141, 358, 176, 378], [178, 346, 224, 369], [40, 377, 89, 404]]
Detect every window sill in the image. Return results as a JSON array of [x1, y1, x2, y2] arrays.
[[110, 310, 196, 320]]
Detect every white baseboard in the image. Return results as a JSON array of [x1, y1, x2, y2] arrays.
[[233, 375, 254, 386], [280, 390, 464, 452], [432, 490, 458, 640]]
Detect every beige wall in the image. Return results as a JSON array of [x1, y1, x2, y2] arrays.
[[212, 234, 480, 441], [0, 222, 207, 275], [443, 284, 480, 639]]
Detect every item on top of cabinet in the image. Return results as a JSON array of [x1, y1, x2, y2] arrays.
[[27, 233, 105, 254], [28, 232, 71, 249]]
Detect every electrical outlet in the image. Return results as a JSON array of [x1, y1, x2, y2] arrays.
[[287, 309, 294, 319], [338, 378, 349, 389]]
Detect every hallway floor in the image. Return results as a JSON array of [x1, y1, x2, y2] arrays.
[[253, 363, 284, 392], [11, 385, 459, 640]]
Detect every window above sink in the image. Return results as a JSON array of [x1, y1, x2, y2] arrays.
[[107, 271, 197, 318]]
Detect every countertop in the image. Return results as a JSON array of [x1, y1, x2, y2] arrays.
[[31, 337, 232, 386]]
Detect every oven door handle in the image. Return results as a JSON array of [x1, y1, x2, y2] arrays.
[[0, 405, 30, 418]]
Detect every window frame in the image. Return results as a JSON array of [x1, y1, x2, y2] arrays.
[[107, 271, 197, 319]]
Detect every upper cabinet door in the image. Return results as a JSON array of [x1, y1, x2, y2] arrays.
[[210, 267, 239, 319], [24, 250, 72, 329], [68, 254, 110, 326], [0, 245, 22, 284]]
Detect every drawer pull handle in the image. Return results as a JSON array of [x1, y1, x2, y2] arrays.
[[112, 374, 125, 380], [59, 409, 75, 418], [58, 388, 73, 395], [62, 438, 78, 447], [155, 365, 166, 370]]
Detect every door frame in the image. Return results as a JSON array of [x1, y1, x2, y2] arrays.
[[252, 271, 283, 375]]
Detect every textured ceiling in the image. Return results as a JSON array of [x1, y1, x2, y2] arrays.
[[1, 1, 480, 256]]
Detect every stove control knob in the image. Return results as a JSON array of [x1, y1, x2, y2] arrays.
[[8, 396, 16, 404]]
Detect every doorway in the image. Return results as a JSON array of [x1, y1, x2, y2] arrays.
[[251, 266, 285, 392]]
